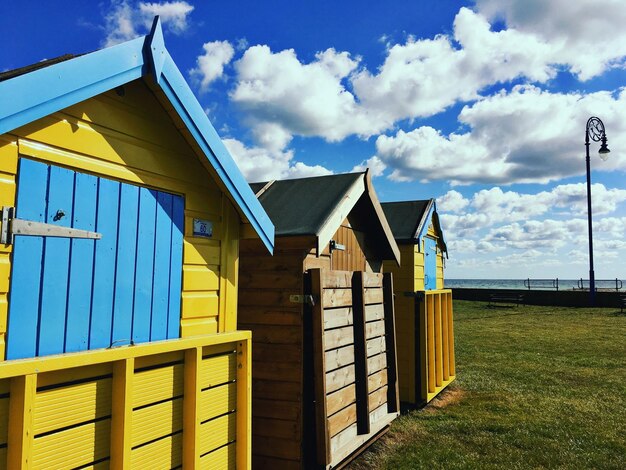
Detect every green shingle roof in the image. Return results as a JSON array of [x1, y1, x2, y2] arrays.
[[381, 200, 431, 241], [381, 200, 447, 255], [250, 173, 362, 236]]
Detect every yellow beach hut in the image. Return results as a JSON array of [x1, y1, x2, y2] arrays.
[[381, 200, 455, 405], [0, 17, 274, 469]]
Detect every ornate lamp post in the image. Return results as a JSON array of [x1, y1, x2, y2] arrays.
[[585, 117, 610, 306]]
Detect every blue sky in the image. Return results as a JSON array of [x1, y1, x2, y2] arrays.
[[3, 0, 626, 279]]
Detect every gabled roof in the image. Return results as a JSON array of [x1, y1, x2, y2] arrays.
[[0, 17, 274, 253], [381, 200, 447, 254], [251, 171, 401, 265]]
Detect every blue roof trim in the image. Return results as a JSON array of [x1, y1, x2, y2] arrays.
[[0, 20, 274, 253], [0, 37, 146, 135], [158, 53, 274, 252], [415, 200, 436, 248], [147, 17, 166, 83]]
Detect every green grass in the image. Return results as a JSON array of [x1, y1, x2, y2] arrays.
[[349, 301, 626, 469]]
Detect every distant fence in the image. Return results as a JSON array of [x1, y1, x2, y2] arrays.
[[576, 278, 623, 291], [523, 278, 623, 291]]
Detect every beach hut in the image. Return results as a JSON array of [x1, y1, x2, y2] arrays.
[[238, 172, 401, 469], [0, 18, 274, 469], [381, 200, 455, 405]]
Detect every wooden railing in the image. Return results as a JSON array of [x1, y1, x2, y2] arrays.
[[0, 331, 251, 469], [419, 290, 455, 403]]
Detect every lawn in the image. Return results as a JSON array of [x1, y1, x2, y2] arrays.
[[349, 300, 626, 469]]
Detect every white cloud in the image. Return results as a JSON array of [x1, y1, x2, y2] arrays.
[[139, 1, 194, 33], [374, 86, 626, 184], [104, 1, 137, 47], [351, 156, 386, 177], [475, 0, 626, 80], [190, 40, 235, 91], [438, 190, 469, 213], [103, 1, 194, 47], [352, 8, 556, 121], [230, 45, 378, 142], [227, 8, 562, 145], [223, 138, 332, 182], [439, 183, 626, 239]]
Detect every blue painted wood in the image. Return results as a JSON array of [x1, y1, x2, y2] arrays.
[[425, 237, 437, 291], [0, 37, 145, 135], [147, 17, 166, 83], [7, 160, 187, 358], [37, 166, 74, 356], [151, 191, 173, 340], [89, 178, 120, 350], [6, 159, 48, 359], [132, 188, 157, 344], [111, 184, 139, 347], [65, 172, 97, 353], [167, 194, 184, 339]]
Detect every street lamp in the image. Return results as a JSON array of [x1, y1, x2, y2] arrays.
[[585, 116, 610, 306]]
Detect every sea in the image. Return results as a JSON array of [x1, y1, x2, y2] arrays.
[[444, 278, 625, 291]]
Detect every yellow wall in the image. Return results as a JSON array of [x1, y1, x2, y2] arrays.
[[0, 79, 240, 358]]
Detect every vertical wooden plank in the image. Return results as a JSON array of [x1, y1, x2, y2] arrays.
[[65, 171, 97, 353], [38, 165, 74, 356], [310, 268, 331, 465], [417, 296, 428, 402], [219, 198, 240, 333], [112, 183, 139, 347], [151, 191, 173, 340], [236, 337, 251, 470], [132, 188, 157, 344], [183, 347, 201, 469], [110, 358, 134, 470], [351, 271, 370, 435], [6, 159, 47, 359], [427, 295, 435, 394], [168, 195, 184, 339], [447, 293, 456, 377], [7, 374, 36, 469], [441, 293, 450, 381], [382, 273, 399, 412], [90, 178, 120, 349], [434, 294, 443, 387]]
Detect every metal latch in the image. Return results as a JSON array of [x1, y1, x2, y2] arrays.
[[1, 206, 102, 245], [289, 294, 316, 305], [329, 240, 345, 252]]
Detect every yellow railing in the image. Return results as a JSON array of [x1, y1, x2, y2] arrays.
[[420, 290, 455, 403], [0, 331, 251, 469]]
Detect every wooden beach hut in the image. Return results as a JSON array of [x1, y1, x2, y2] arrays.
[[0, 18, 274, 469], [381, 200, 455, 405], [238, 172, 401, 469]]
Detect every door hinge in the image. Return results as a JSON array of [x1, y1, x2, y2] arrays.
[[289, 294, 316, 305], [1, 206, 102, 245]]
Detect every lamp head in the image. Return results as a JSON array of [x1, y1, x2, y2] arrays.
[[599, 135, 610, 161]]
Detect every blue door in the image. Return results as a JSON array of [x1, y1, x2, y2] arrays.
[[424, 237, 437, 291], [6, 159, 184, 360]]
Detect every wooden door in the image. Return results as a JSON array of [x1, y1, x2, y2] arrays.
[[6, 158, 184, 359], [424, 237, 437, 290], [307, 268, 399, 468]]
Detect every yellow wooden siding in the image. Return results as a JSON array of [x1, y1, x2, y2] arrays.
[[0, 331, 251, 470], [1, 79, 241, 348], [0, 135, 17, 360]]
